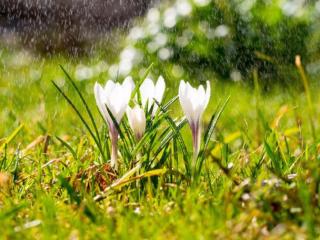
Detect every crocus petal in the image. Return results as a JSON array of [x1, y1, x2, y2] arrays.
[[138, 76, 166, 116], [95, 78, 135, 125], [123, 76, 135, 92], [204, 81, 211, 109], [179, 80, 193, 123], [149, 76, 166, 115], [154, 75, 166, 103], [109, 86, 125, 123], [104, 80, 116, 94], [126, 105, 146, 139], [109, 80, 134, 123], [178, 80, 211, 125], [94, 82, 111, 126], [139, 78, 155, 109]]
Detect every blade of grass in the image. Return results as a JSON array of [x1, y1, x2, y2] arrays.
[[55, 136, 78, 160], [196, 96, 230, 175], [155, 119, 187, 156], [0, 124, 24, 152], [131, 114, 165, 158], [94, 168, 167, 201], [60, 65, 102, 146], [52, 80, 107, 162], [162, 95, 178, 111], [155, 99, 191, 177]]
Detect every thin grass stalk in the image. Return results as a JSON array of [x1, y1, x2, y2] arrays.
[[52, 81, 107, 162], [196, 97, 230, 178], [295, 55, 316, 141], [253, 68, 262, 145], [60, 65, 102, 147], [191, 120, 201, 168]]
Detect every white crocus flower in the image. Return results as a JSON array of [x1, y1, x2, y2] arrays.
[[139, 76, 166, 115], [178, 80, 211, 159], [94, 76, 135, 170], [126, 105, 146, 140]]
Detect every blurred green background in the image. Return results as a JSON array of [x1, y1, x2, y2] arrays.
[[117, 0, 320, 86], [1, 0, 320, 137]]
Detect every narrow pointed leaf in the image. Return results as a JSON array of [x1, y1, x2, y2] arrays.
[[52, 81, 107, 162], [60, 65, 101, 146]]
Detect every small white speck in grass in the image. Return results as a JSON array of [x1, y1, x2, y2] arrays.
[[261, 226, 269, 236], [227, 162, 234, 169], [134, 207, 141, 215], [163, 201, 175, 213], [241, 193, 251, 201], [290, 207, 302, 213], [251, 216, 258, 227], [271, 224, 286, 235], [293, 148, 302, 157], [306, 177, 312, 184], [14, 219, 42, 232], [107, 206, 115, 215], [287, 173, 297, 180], [240, 178, 250, 188]]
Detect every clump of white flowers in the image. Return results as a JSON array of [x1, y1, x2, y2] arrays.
[[94, 75, 212, 171]]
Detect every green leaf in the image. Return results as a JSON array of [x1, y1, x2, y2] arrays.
[[52, 80, 107, 162], [196, 96, 230, 175], [60, 65, 102, 147], [0, 124, 24, 152], [58, 175, 81, 205], [56, 136, 78, 160], [154, 98, 191, 176]]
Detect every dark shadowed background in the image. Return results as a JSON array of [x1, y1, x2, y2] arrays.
[[0, 0, 154, 53]]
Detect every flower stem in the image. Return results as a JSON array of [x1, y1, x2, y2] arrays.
[[191, 121, 201, 168], [110, 127, 119, 171]]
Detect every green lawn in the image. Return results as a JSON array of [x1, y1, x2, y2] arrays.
[[1, 50, 320, 239]]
